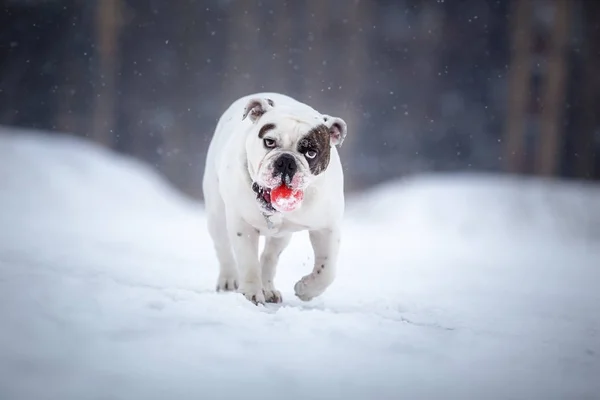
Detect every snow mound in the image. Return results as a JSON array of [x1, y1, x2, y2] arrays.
[[0, 126, 197, 219], [0, 128, 599, 400], [350, 173, 600, 244]]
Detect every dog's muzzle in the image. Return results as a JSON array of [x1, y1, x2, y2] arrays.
[[273, 153, 297, 185]]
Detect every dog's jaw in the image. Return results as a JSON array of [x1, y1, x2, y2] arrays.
[[251, 182, 277, 215]]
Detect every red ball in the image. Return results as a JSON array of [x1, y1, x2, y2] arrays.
[[270, 184, 304, 212]]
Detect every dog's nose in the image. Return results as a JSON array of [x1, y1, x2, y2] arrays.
[[274, 153, 297, 183]]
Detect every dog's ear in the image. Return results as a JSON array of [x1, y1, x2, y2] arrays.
[[323, 115, 347, 147], [242, 97, 275, 123]]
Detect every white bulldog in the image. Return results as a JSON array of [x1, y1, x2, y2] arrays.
[[202, 92, 347, 305]]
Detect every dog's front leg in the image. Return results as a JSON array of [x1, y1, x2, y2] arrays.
[[260, 234, 292, 303], [294, 226, 341, 301], [228, 217, 264, 305]]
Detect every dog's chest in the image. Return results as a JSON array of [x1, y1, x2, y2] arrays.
[[253, 213, 312, 237]]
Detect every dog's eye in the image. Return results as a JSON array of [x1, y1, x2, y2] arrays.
[[305, 150, 317, 159], [263, 138, 276, 149]]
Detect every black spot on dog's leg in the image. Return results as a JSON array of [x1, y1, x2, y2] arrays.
[[237, 232, 242, 237]]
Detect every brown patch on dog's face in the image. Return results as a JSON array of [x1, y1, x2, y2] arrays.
[[297, 124, 330, 175]]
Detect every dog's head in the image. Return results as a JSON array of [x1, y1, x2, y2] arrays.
[[242, 97, 347, 214]]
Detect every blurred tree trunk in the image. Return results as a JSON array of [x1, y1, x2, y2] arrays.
[[271, 0, 293, 94], [504, 0, 534, 174], [161, 7, 191, 198], [163, 4, 214, 200], [56, 83, 76, 134], [55, 1, 83, 135], [224, 2, 259, 102], [575, 0, 599, 179], [92, 0, 120, 147], [303, 1, 327, 103], [536, 0, 572, 176], [338, 0, 370, 192], [56, 35, 77, 134]]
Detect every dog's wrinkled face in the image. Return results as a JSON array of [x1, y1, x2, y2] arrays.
[[241, 97, 347, 214]]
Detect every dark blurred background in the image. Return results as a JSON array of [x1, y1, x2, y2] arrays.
[[0, 0, 598, 199]]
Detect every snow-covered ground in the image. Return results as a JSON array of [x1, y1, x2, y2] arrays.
[[1, 127, 599, 400]]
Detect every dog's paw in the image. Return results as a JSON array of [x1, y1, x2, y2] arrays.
[[239, 282, 265, 305], [215, 272, 239, 292], [294, 274, 322, 301], [294, 274, 326, 302], [263, 288, 282, 304]]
